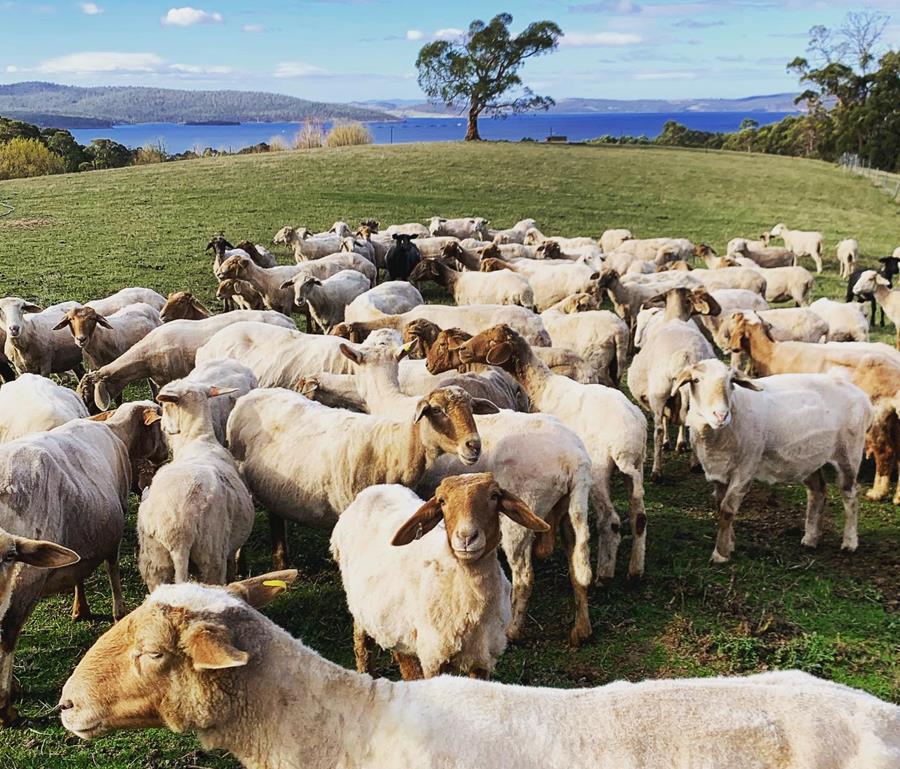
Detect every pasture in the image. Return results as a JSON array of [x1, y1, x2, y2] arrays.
[[0, 141, 897, 769]]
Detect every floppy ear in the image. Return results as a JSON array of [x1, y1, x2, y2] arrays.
[[156, 392, 180, 404], [208, 386, 239, 398], [205, 240, 215, 251], [691, 290, 721, 317], [142, 407, 161, 426], [96, 315, 113, 329], [484, 342, 512, 366], [408, 234, 418, 240], [183, 622, 250, 671], [226, 569, 299, 608], [13, 537, 80, 568], [95, 381, 112, 412], [414, 398, 431, 423], [497, 489, 550, 532], [670, 367, 696, 397], [472, 397, 500, 415], [641, 292, 667, 310], [391, 497, 443, 546], [875, 274, 891, 287], [23, 303, 43, 314], [52, 317, 71, 331], [731, 369, 762, 391], [339, 343, 363, 365], [279, 279, 295, 290], [88, 411, 114, 422]]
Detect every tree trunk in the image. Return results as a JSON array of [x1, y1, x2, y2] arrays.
[[465, 106, 482, 141]]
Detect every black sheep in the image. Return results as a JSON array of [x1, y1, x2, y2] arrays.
[[846, 256, 900, 326], [385, 233, 422, 281]]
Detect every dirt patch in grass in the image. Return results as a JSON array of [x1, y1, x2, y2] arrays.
[[0, 217, 52, 229]]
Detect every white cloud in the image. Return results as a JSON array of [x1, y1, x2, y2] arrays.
[[242, 23, 264, 33], [79, 2, 102, 14], [434, 27, 464, 40], [161, 6, 223, 27], [5, 65, 18, 73], [30, 51, 230, 77], [561, 31, 642, 46], [633, 70, 697, 80], [405, 29, 424, 40], [274, 61, 329, 78]]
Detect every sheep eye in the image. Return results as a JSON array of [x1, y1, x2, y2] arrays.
[[143, 651, 165, 660]]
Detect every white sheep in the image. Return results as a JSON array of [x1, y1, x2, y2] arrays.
[[53, 303, 162, 370], [138, 380, 254, 590], [62, 584, 900, 769], [0, 373, 88, 444], [87, 287, 166, 315], [599, 228, 633, 254], [809, 298, 869, 342], [836, 239, 859, 280], [507, 258, 600, 312], [728, 260, 814, 306], [676, 359, 872, 562], [384, 222, 431, 238], [286, 270, 371, 333], [273, 226, 342, 261], [523, 227, 597, 250], [488, 218, 537, 244], [340, 235, 376, 265], [609, 236, 694, 262], [697, 288, 769, 351], [428, 216, 490, 240], [180, 358, 257, 445], [410, 258, 535, 309], [689, 267, 768, 297], [852, 270, 900, 347], [333, 476, 549, 678], [769, 223, 823, 273], [218, 254, 309, 315], [344, 281, 423, 323], [0, 298, 85, 376], [727, 239, 796, 268]]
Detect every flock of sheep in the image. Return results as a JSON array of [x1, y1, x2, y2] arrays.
[[1, 214, 899, 768]]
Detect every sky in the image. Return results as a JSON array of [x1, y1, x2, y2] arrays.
[[1, 0, 898, 103]]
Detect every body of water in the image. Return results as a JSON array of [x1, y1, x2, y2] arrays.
[[70, 112, 793, 154]]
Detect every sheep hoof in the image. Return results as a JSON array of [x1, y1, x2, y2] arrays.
[[865, 489, 886, 501], [840, 539, 858, 553], [568, 624, 592, 648], [650, 469, 663, 483], [71, 608, 92, 622], [675, 443, 688, 454], [625, 569, 644, 584], [0, 703, 19, 727], [800, 535, 819, 549], [593, 574, 614, 587], [709, 549, 730, 564]]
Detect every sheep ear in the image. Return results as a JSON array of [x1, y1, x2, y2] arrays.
[[95, 382, 112, 412], [339, 343, 363, 365], [396, 341, 414, 361], [142, 407, 161, 426], [156, 393, 180, 404], [183, 622, 249, 670], [208, 386, 238, 398], [391, 497, 443, 546], [413, 399, 431, 423], [485, 342, 512, 366], [408, 234, 418, 240], [52, 317, 71, 331], [96, 315, 113, 329], [731, 370, 761, 391], [472, 398, 500, 415], [23, 303, 43, 314], [670, 368, 696, 397], [13, 536, 80, 568], [642, 293, 667, 309], [279, 279, 295, 290], [691, 290, 721, 317], [226, 569, 299, 608], [498, 489, 549, 533], [88, 411, 113, 422]]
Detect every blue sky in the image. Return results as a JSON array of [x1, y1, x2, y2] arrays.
[[1, 1, 898, 102]]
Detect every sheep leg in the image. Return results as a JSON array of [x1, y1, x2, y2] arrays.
[[393, 653, 424, 681], [622, 468, 647, 580], [105, 556, 127, 620], [171, 546, 191, 584], [711, 482, 746, 563], [269, 513, 288, 570], [800, 468, 827, 549], [0, 653, 17, 727], [353, 622, 376, 675], [651, 414, 666, 483], [560, 514, 592, 647], [71, 581, 92, 621], [865, 417, 894, 501], [504, 525, 535, 642], [0, 592, 35, 726], [468, 668, 490, 680], [592, 465, 622, 584], [839, 480, 860, 553]]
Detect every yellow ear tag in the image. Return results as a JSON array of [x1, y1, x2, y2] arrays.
[[263, 580, 288, 589]]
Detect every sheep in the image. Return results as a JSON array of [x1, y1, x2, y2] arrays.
[[718, 309, 828, 356], [409, 257, 535, 309], [77, 311, 294, 412], [488, 218, 537, 244], [340, 235, 376, 265], [159, 291, 211, 322], [334, 476, 548, 679], [285, 270, 371, 333], [727, 260, 814, 306], [355, 225, 388, 268], [769, 223, 823, 273], [0, 374, 88, 444], [0, 298, 85, 377], [540, 294, 629, 387], [227, 386, 495, 568], [86, 287, 166, 315], [697, 289, 769, 351], [609, 236, 694, 262], [852, 270, 900, 347], [344, 281, 423, 323], [0, 400, 166, 723], [332, 303, 552, 347], [728, 239, 796, 268], [138, 381, 255, 591], [63, 578, 900, 769], [599, 228, 633, 254], [207, 235, 276, 273], [689, 267, 768, 297], [595, 270, 685, 333], [385, 233, 422, 281], [273, 226, 342, 262], [180, 359, 257, 445], [523, 227, 597, 250], [432, 324, 648, 582], [846, 257, 900, 326], [836, 239, 859, 279], [216, 278, 266, 311], [218, 255, 308, 316], [53, 303, 162, 370], [410, 236, 462, 259], [809, 297, 869, 342], [506, 258, 600, 312], [428, 216, 490, 240], [675, 359, 872, 562], [627, 287, 721, 480]]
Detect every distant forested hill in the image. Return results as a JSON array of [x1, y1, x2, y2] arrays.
[[0, 82, 392, 125]]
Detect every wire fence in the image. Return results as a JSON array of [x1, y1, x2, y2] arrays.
[[838, 153, 900, 201]]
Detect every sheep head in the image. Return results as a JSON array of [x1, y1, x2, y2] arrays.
[[160, 291, 211, 323], [60, 571, 299, 742], [156, 381, 238, 437], [401, 318, 442, 359], [420, 328, 472, 374], [391, 473, 548, 561], [671, 359, 760, 431], [535, 241, 562, 260], [479, 257, 509, 273], [0, 297, 43, 338], [450, 324, 530, 377], [412, 386, 497, 466], [52, 307, 112, 348], [330, 322, 371, 343], [407, 258, 443, 284]]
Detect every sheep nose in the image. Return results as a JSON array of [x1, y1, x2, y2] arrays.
[[8, 325, 19, 337], [713, 411, 729, 423], [465, 437, 481, 454], [58, 698, 73, 711], [456, 529, 480, 548]]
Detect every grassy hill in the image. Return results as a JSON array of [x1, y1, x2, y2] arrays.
[[0, 143, 897, 768]]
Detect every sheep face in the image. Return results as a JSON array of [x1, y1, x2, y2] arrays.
[[642, 287, 721, 319], [407, 258, 442, 285], [53, 307, 112, 348], [414, 386, 497, 466], [451, 324, 529, 377], [479, 258, 509, 274], [423, 328, 473, 374], [535, 241, 561, 260], [156, 381, 236, 436], [0, 297, 43, 338], [401, 318, 442, 359], [391, 473, 548, 562], [853, 270, 888, 297], [272, 226, 295, 245], [205, 236, 233, 258], [672, 359, 760, 431], [60, 572, 298, 741], [0, 529, 79, 621], [560, 293, 599, 313], [160, 292, 210, 323], [330, 322, 370, 343]]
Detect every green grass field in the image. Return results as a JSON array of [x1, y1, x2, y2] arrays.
[[0, 142, 897, 769]]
